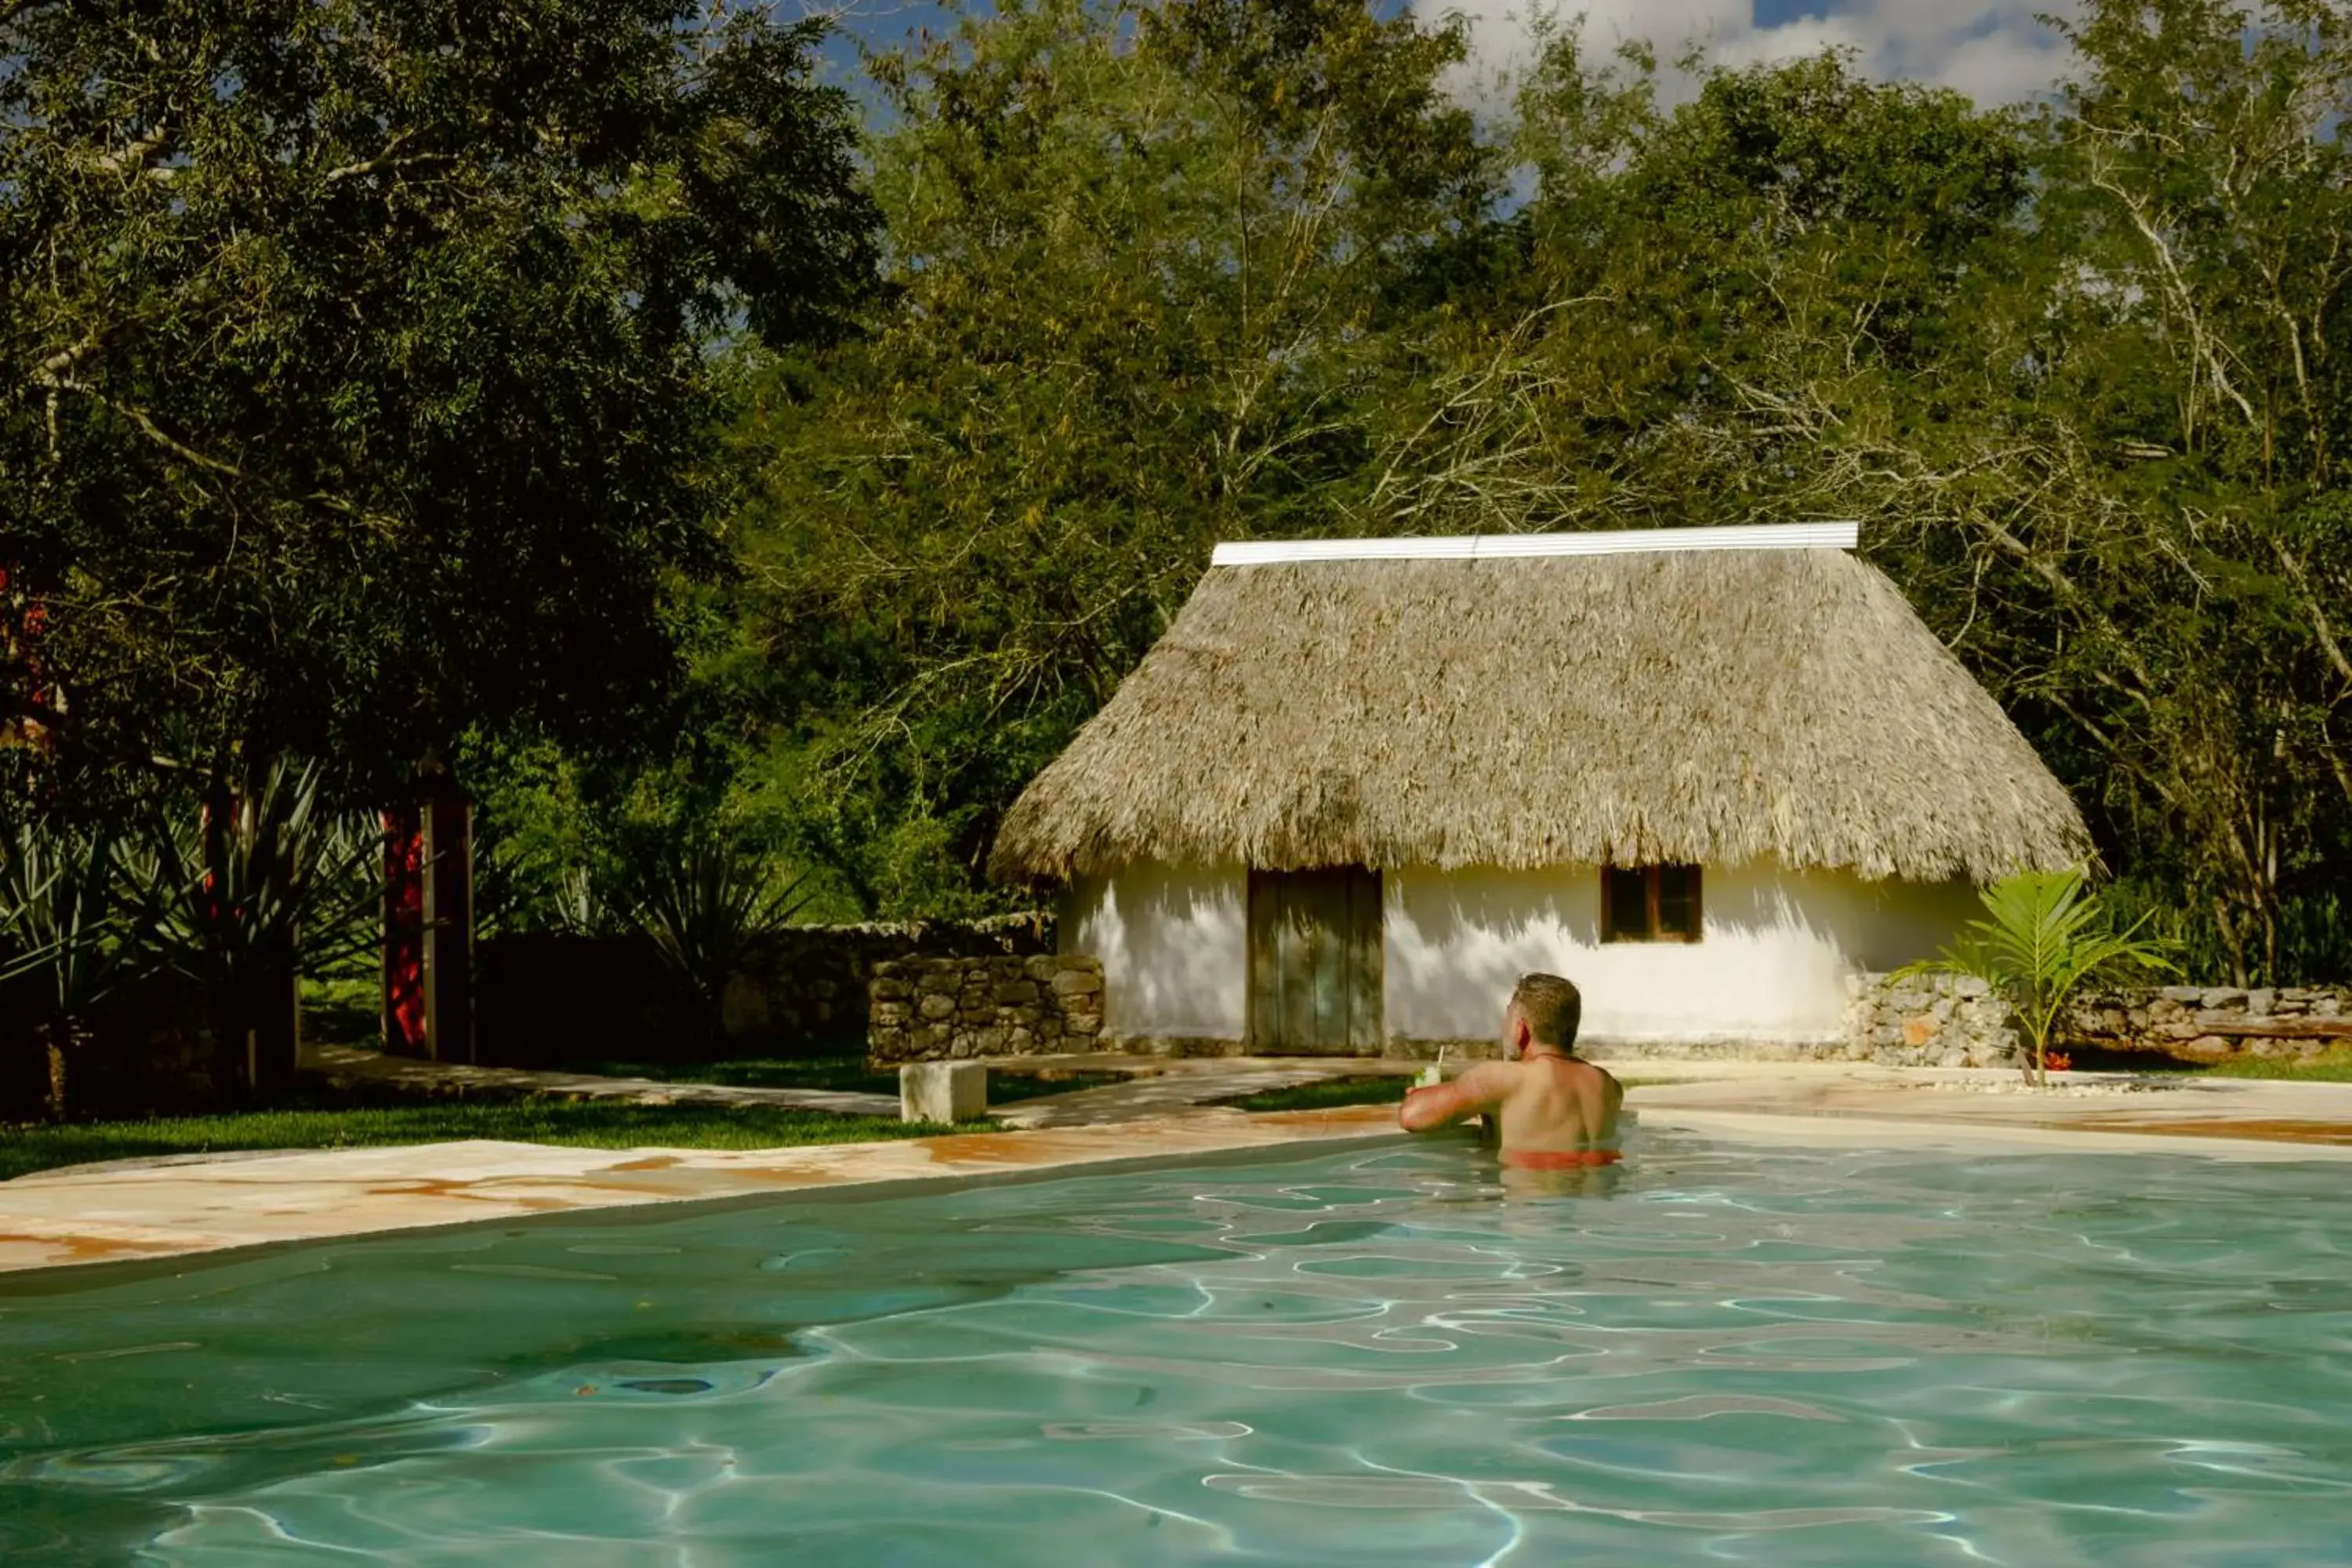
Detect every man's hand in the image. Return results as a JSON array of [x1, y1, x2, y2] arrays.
[[1398, 1065, 1502, 1133]]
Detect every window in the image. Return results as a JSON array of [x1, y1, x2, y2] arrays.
[[1602, 863, 1703, 942]]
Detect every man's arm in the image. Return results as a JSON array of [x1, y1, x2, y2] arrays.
[[1398, 1062, 1508, 1132]]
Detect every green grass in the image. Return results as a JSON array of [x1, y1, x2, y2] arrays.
[[0, 1098, 989, 1185], [1219, 1071, 1668, 1114], [2205, 1047, 2352, 1082], [299, 975, 379, 1046], [550, 1054, 1123, 1105], [1218, 1076, 1414, 1112]]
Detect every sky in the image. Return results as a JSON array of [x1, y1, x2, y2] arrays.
[[822, 0, 2085, 107], [1493, 0, 2082, 103]]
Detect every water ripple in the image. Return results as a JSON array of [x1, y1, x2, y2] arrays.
[[3, 1134, 2350, 1565]]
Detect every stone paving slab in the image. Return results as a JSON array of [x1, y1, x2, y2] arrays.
[[1629, 1064, 2352, 1141], [993, 1058, 1401, 1128], [301, 1045, 1408, 1127], [299, 1044, 902, 1116]]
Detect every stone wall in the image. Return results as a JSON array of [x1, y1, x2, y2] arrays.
[[475, 913, 1053, 1067], [1843, 974, 2024, 1068], [1844, 976, 2352, 1067], [867, 955, 1104, 1062], [2067, 985, 2350, 1061]]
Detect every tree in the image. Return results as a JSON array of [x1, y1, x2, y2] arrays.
[[728, 0, 1496, 911], [0, 0, 880, 815]]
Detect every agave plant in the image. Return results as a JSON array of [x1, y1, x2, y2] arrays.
[[139, 759, 383, 1097], [0, 822, 155, 1116], [1902, 867, 2176, 1086], [585, 820, 813, 1044]]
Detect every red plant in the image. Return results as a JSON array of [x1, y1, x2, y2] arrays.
[[2045, 1051, 2073, 1073]]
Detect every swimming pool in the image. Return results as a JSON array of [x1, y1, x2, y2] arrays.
[[4, 1130, 2349, 1565]]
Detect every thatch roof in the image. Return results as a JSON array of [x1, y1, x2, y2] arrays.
[[991, 537, 2092, 885]]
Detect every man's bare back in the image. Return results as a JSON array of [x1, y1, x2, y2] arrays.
[[1397, 975, 1622, 1165]]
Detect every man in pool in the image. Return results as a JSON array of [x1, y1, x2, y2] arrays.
[[1396, 973, 1623, 1169]]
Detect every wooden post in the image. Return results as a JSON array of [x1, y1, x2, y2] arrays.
[[421, 790, 474, 1065], [382, 803, 426, 1057], [382, 787, 474, 1062]]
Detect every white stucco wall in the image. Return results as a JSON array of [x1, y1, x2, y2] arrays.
[[1061, 862, 1247, 1040], [1384, 861, 1980, 1045]]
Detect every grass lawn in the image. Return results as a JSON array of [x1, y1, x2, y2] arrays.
[[0, 1098, 988, 1185], [1218, 1076, 1414, 1112], [549, 1054, 1123, 1105], [1221, 1070, 1677, 1115], [2205, 1047, 2352, 1082]]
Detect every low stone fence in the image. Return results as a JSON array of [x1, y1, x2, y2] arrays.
[[1846, 976, 2352, 1067], [866, 955, 1104, 1062], [476, 913, 1053, 1067], [2067, 985, 2349, 1060]]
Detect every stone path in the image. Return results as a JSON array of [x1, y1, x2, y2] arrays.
[[12, 1054, 2352, 1276], [1632, 1063, 2352, 1149], [991, 1056, 1411, 1128], [299, 1044, 1409, 1127], [299, 1044, 901, 1117]]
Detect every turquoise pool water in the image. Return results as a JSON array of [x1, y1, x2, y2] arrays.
[[4, 1131, 2350, 1565]]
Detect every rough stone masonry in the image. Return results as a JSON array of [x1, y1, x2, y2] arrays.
[[868, 954, 1105, 1062], [1847, 975, 2352, 1068]]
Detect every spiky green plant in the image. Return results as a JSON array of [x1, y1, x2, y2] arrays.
[[572, 821, 813, 1043], [0, 823, 140, 1009], [1902, 867, 2176, 1086], [139, 759, 382, 1096], [0, 823, 155, 1116]]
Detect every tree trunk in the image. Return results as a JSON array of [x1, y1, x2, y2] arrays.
[[213, 963, 300, 1102], [29, 1014, 88, 1120], [250, 961, 301, 1095], [0, 996, 50, 1120], [2212, 895, 2249, 988]]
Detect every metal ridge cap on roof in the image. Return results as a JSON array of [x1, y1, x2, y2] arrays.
[[1208, 521, 1860, 567]]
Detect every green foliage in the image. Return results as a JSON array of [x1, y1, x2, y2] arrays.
[[142, 760, 383, 996], [727, 0, 1494, 911], [578, 820, 816, 1042], [0, 761, 379, 1107], [1902, 868, 2176, 1084], [0, 0, 879, 811], [1218, 1075, 1411, 1112], [0, 823, 140, 1014], [2208, 1047, 2352, 1083]]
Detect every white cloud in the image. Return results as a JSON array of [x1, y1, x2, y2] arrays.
[[1435, 0, 2081, 107]]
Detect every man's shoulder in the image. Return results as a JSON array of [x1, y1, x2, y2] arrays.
[[1564, 1056, 1623, 1091]]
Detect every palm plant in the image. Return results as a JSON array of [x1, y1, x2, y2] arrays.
[[1902, 867, 2176, 1086]]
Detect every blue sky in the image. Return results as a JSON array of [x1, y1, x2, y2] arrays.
[[816, 0, 2078, 107]]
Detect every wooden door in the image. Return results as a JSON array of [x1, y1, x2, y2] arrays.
[[1247, 867, 1383, 1054]]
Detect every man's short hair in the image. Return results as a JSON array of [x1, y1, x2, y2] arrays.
[[1511, 973, 1582, 1050]]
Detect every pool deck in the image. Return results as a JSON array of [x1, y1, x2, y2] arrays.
[[5, 1062, 2351, 1276]]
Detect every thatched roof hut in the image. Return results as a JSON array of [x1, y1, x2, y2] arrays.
[[994, 526, 2089, 888]]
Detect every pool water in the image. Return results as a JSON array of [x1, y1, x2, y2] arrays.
[[4, 1131, 2350, 1565]]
